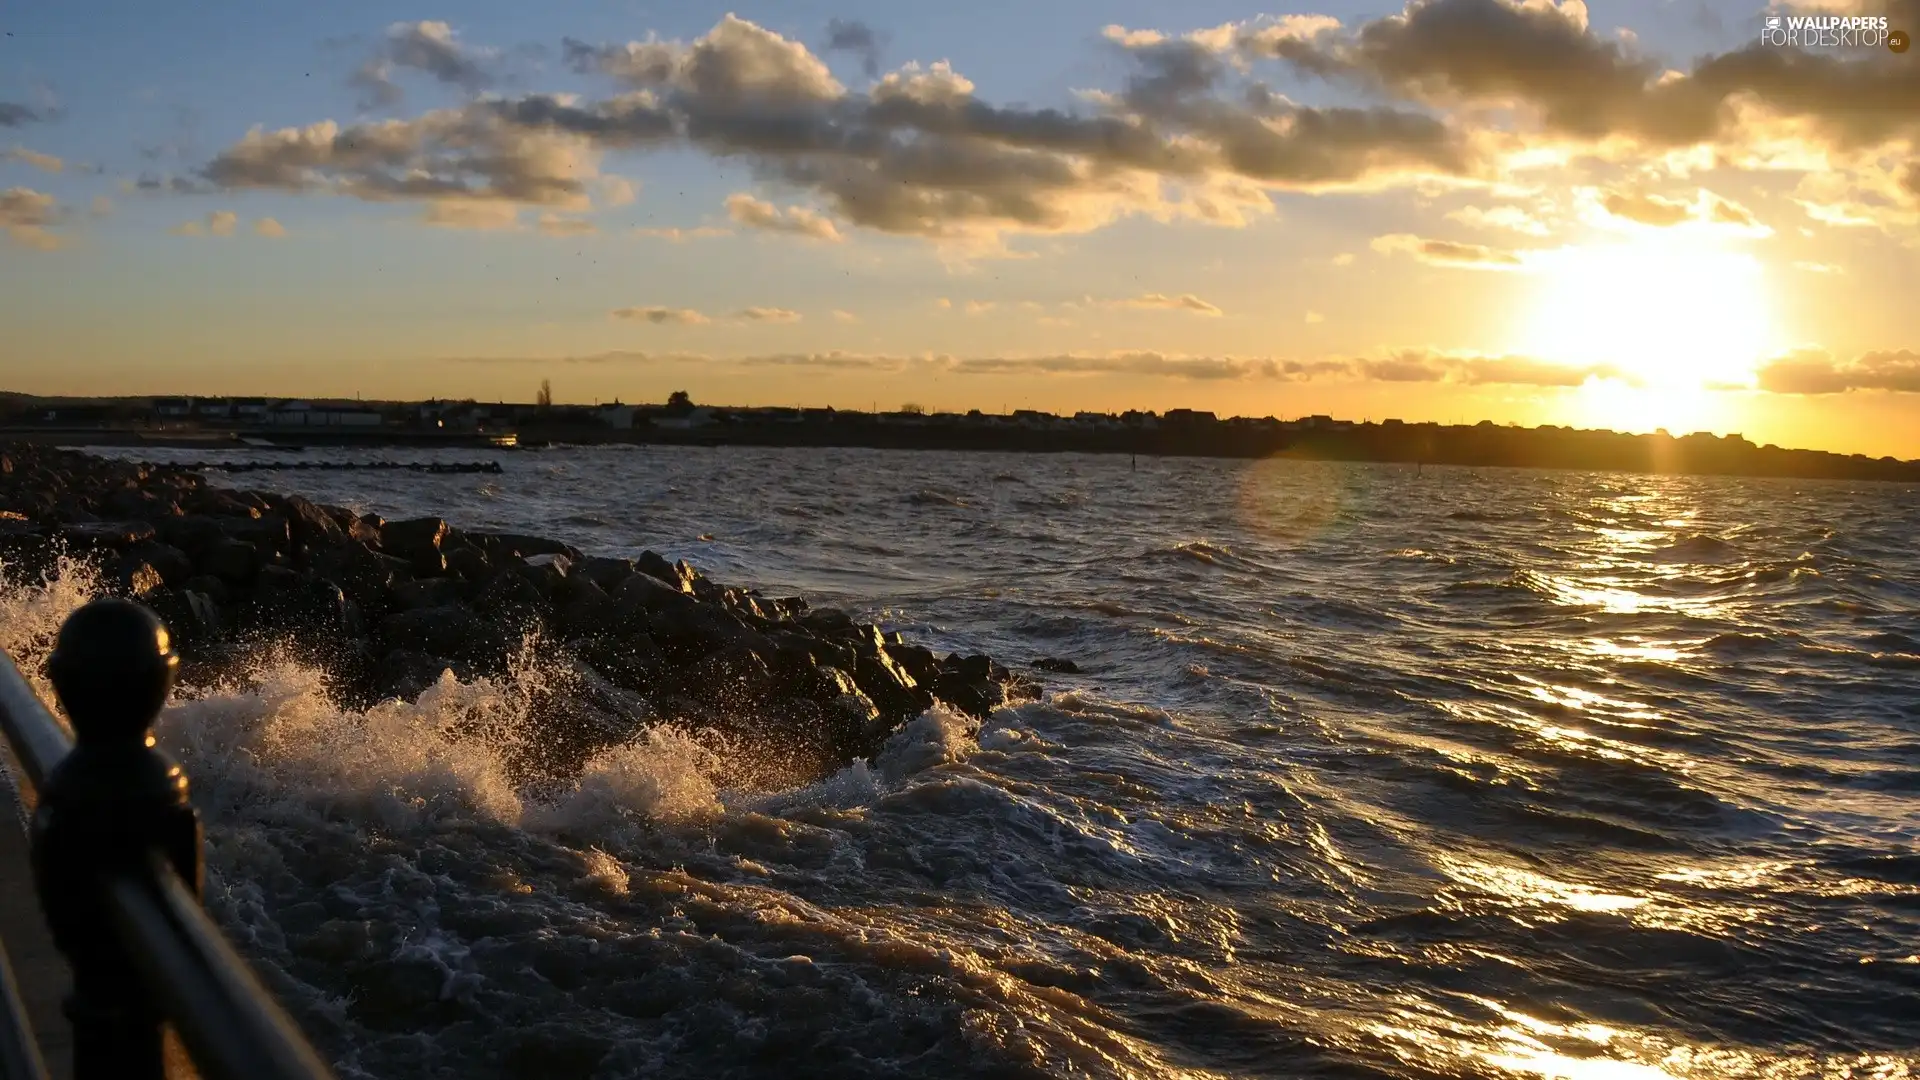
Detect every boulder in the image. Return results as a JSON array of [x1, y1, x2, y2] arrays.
[[249, 566, 361, 637], [200, 538, 262, 584], [478, 531, 578, 561], [473, 571, 545, 620], [311, 542, 412, 621], [64, 521, 157, 549], [1032, 657, 1080, 674], [376, 650, 454, 701], [222, 515, 291, 556], [105, 556, 167, 599], [158, 515, 227, 559], [380, 517, 449, 569], [517, 553, 572, 597], [555, 580, 617, 639], [575, 556, 635, 593], [122, 540, 194, 588], [149, 588, 223, 649], [380, 605, 488, 661], [391, 577, 466, 611], [180, 574, 231, 607], [279, 495, 347, 552], [442, 540, 492, 582]]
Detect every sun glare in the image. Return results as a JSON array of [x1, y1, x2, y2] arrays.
[[1514, 235, 1780, 390]]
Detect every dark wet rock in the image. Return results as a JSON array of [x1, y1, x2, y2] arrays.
[[480, 531, 579, 562], [158, 515, 227, 558], [473, 571, 546, 622], [200, 538, 263, 584], [376, 649, 453, 701], [105, 555, 167, 599], [222, 515, 291, 556], [575, 556, 635, 593], [390, 576, 467, 611], [311, 542, 411, 622], [556, 579, 617, 639], [122, 540, 194, 588], [380, 517, 449, 574], [518, 553, 571, 596], [442, 539, 492, 582], [64, 520, 157, 549], [800, 608, 855, 635], [180, 574, 231, 607], [1033, 657, 1081, 673], [278, 494, 347, 552], [380, 605, 487, 661], [249, 566, 360, 638]]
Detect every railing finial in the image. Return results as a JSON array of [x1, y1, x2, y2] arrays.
[[47, 598, 178, 745]]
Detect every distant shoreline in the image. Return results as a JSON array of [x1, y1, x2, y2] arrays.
[[4, 422, 1917, 484]]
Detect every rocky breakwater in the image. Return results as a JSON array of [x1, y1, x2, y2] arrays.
[[0, 443, 1039, 784]]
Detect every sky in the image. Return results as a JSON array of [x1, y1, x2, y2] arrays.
[[2, 0, 1917, 456]]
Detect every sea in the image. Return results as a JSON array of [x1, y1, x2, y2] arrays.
[[3, 445, 1917, 1080]]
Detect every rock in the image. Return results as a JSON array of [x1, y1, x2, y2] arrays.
[[391, 577, 466, 611], [473, 572, 545, 620], [801, 608, 855, 635], [351, 513, 384, 546], [106, 556, 167, 599], [885, 642, 941, 687], [380, 605, 487, 661], [222, 515, 291, 556], [279, 495, 347, 552], [63, 521, 157, 549], [849, 638, 933, 720], [380, 517, 449, 569], [556, 580, 617, 639], [249, 566, 360, 637], [181, 574, 231, 607], [200, 538, 262, 584], [148, 588, 223, 648], [575, 556, 635, 593], [479, 531, 578, 561], [311, 542, 412, 621], [635, 550, 694, 593], [442, 540, 492, 582], [158, 515, 227, 558], [122, 540, 194, 588], [518, 553, 572, 597], [1032, 657, 1080, 674], [376, 649, 453, 701]]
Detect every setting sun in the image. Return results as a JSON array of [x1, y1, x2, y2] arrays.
[[1514, 236, 1781, 391]]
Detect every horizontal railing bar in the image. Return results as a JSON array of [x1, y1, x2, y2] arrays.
[[0, 942, 50, 1080], [0, 653, 70, 794], [106, 855, 336, 1080]]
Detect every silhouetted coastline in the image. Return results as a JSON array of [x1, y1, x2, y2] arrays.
[[3, 392, 1916, 483]]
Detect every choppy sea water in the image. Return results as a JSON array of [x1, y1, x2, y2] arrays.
[[5, 445, 1919, 1080]]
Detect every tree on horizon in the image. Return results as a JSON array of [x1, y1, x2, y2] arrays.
[[537, 379, 553, 411]]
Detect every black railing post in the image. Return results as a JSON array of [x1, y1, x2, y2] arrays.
[[28, 598, 201, 1080]]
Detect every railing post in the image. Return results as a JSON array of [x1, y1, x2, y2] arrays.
[[28, 599, 202, 1080]]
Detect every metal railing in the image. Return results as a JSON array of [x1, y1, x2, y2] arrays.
[[0, 598, 338, 1080]]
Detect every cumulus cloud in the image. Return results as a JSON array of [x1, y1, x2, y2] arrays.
[[1113, 292, 1225, 316], [422, 199, 522, 229], [1593, 187, 1763, 233], [194, 14, 1481, 245], [438, 345, 1621, 386], [1251, 0, 1920, 157], [0, 102, 44, 127], [735, 306, 802, 322], [352, 21, 496, 110], [1371, 232, 1525, 268], [1755, 349, 1920, 393], [4, 146, 63, 173], [821, 18, 886, 78], [632, 224, 731, 241], [724, 192, 843, 241], [536, 212, 595, 236], [253, 217, 286, 237], [831, 309, 858, 322], [1, 186, 62, 250], [1445, 204, 1549, 234], [611, 305, 712, 324]]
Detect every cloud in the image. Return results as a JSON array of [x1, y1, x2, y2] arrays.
[[1594, 187, 1763, 233], [1371, 232, 1525, 268], [436, 345, 1621, 387], [422, 199, 522, 229], [352, 21, 496, 110], [1251, 0, 1920, 157], [193, 14, 1480, 245], [1793, 260, 1841, 274], [964, 300, 996, 315], [831, 309, 858, 322], [89, 195, 114, 217], [631, 225, 731, 241], [1445, 204, 1550, 235], [1332, 252, 1356, 266], [724, 192, 843, 241], [200, 108, 602, 220], [734, 306, 801, 322], [537, 212, 595, 236], [0, 102, 43, 127], [4, 147, 63, 173], [1755, 349, 1920, 394], [253, 217, 287, 237], [611, 306, 712, 324], [209, 210, 237, 236], [822, 18, 886, 78], [1, 186, 63, 250], [1113, 292, 1224, 316]]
